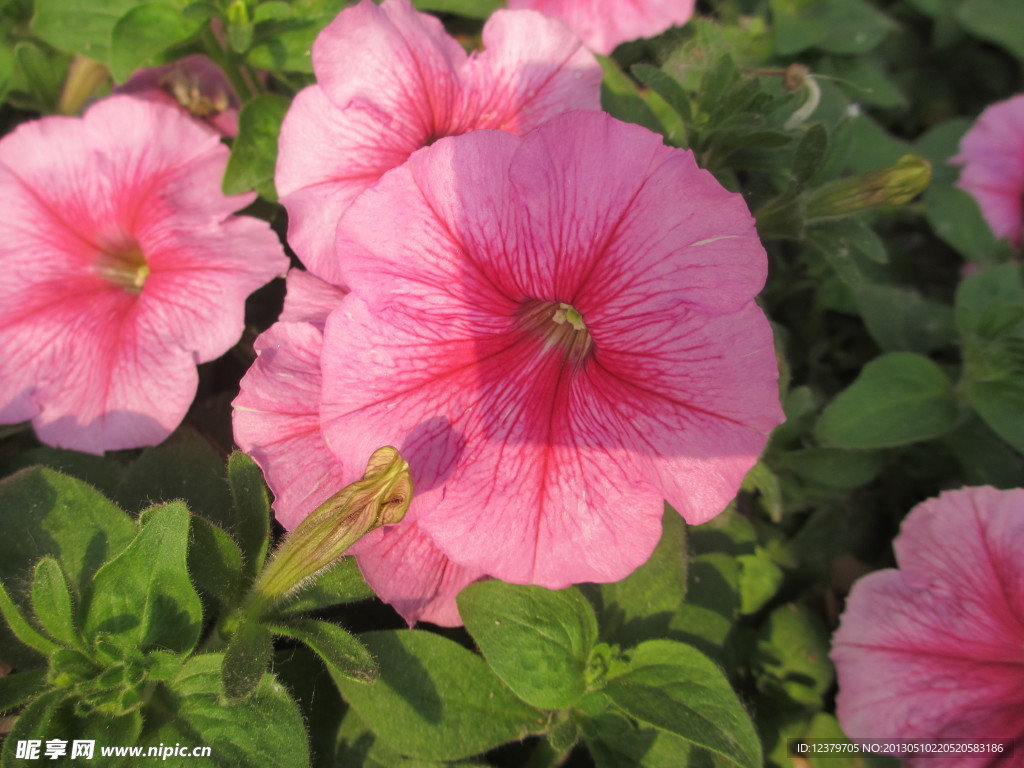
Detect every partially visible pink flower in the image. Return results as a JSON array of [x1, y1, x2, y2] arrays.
[[954, 94, 1024, 248], [832, 487, 1024, 764], [276, 0, 601, 286], [233, 269, 482, 626], [0, 96, 288, 453], [117, 54, 240, 136], [506, 0, 696, 55]]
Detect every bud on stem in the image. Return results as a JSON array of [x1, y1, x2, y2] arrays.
[[247, 447, 412, 615], [804, 154, 931, 220]]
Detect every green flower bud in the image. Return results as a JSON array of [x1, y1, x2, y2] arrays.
[[805, 154, 932, 220], [249, 447, 412, 611]]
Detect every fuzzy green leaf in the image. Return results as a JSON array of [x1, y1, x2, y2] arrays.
[[604, 640, 761, 768], [335, 630, 543, 761], [459, 582, 598, 710], [83, 502, 202, 655], [814, 352, 958, 449]]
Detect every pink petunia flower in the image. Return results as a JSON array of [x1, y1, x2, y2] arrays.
[[236, 110, 782, 621], [831, 486, 1024, 764], [116, 54, 241, 137], [506, 0, 696, 55], [954, 94, 1024, 249], [0, 95, 288, 453], [275, 0, 601, 285]]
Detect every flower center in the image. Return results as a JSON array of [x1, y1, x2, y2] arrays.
[[518, 300, 593, 368], [95, 244, 150, 293]]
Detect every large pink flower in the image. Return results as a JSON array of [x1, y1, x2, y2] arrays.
[[831, 486, 1024, 765], [506, 0, 696, 55], [0, 96, 288, 453], [275, 0, 601, 285], [236, 110, 781, 622], [954, 94, 1024, 248]]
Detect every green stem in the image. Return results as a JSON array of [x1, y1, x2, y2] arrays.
[[201, 25, 256, 102]]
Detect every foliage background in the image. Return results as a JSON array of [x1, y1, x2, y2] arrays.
[[0, 0, 1022, 765]]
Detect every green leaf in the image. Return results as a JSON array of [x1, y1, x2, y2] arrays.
[[32, 0, 138, 60], [83, 502, 202, 655], [598, 55, 662, 134], [670, 553, 740, 669], [109, 3, 202, 82], [737, 552, 784, 615], [581, 713, 719, 768], [0, 668, 47, 713], [955, 0, 1024, 59], [0, 579, 60, 656], [814, 352, 959, 449], [459, 582, 598, 710], [12, 42, 65, 112], [601, 505, 688, 647], [275, 556, 374, 615], [604, 640, 761, 768], [335, 630, 543, 761], [271, 617, 377, 683], [792, 124, 829, 186], [0, 44, 14, 104], [771, 0, 896, 55], [246, 0, 349, 74], [189, 516, 244, 607], [115, 428, 233, 530], [954, 264, 1024, 337], [964, 370, 1024, 454], [943, 415, 1024, 488], [0, 446, 126, 499], [227, 451, 271, 582], [0, 690, 66, 768], [31, 557, 79, 649], [778, 448, 885, 489], [632, 64, 691, 119], [223, 617, 274, 700], [924, 183, 1003, 262], [753, 603, 833, 707], [154, 654, 310, 768], [411, 0, 502, 18], [223, 94, 290, 198], [0, 468, 135, 666], [853, 283, 956, 354]]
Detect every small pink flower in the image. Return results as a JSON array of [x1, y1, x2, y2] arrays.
[[832, 486, 1024, 764], [954, 94, 1024, 248], [0, 96, 288, 453], [275, 0, 601, 285], [506, 0, 696, 55], [236, 110, 781, 621], [116, 54, 240, 137]]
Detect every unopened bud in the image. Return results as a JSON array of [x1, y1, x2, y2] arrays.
[[58, 56, 109, 115], [250, 447, 412, 610], [804, 154, 931, 220]]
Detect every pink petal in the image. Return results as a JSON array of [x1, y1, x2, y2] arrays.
[[280, 268, 348, 328], [954, 94, 1024, 247], [350, 522, 484, 626], [233, 320, 348, 530], [832, 487, 1024, 763], [312, 0, 465, 124], [277, 87, 416, 284], [507, 0, 696, 55], [456, 9, 601, 135]]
